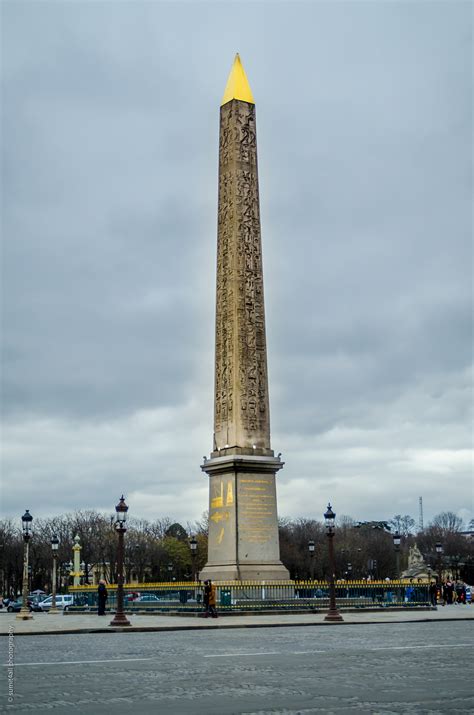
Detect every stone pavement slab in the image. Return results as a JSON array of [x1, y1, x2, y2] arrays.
[[1, 605, 472, 636]]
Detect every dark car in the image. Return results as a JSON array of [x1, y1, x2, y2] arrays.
[[7, 597, 33, 613]]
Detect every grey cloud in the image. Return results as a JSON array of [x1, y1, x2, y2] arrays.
[[1, 1, 471, 524]]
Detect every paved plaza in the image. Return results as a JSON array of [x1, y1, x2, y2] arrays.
[[0, 604, 472, 636], [1, 611, 473, 713]]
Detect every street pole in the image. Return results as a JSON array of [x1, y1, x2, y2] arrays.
[[393, 531, 401, 579], [308, 540, 315, 580], [190, 536, 197, 582], [110, 495, 131, 627], [50, 534, 59, 614], [324, 504, 343, 623], [17, 510, 33, 621]]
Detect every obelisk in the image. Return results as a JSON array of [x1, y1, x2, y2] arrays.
[[200, 55, 289, 582]]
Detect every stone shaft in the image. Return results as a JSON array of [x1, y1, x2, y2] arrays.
[[213, 99, 271, 457]]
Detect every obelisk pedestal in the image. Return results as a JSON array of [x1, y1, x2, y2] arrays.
[[200, 55, 289, 582]]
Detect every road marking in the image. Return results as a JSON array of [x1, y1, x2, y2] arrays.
[[293, 650, 326, 654], [368, 644, 472, 652], [204, 652, 280, 658], [2, 657, 153, 668], [205, 643, 473, 659]]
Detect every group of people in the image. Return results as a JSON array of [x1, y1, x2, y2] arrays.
[[96, 578, 218, 617], [440, 578, 469, 605]]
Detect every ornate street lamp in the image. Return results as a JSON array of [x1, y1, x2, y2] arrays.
[[80, 560, 90, 585], [50, 534, 60, 614], [393, 531, 401, 578], [324, 504, 343, 622], [189, 536, 197, 581], [308, 540, 315, 580], [435, 542, 443, 584], [17, 510, 33, 620], [61, 561, 73, 590], [110, 495, 131, 627]]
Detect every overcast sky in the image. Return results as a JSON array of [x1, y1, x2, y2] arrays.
[[1, 1, 472, 529]]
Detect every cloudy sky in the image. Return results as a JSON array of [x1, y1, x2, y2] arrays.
[[1, 1, 472, 529]]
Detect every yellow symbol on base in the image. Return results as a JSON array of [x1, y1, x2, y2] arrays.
[[225, 482, 234, 506], [210, 511, 230, 524], [217, 527, 225, 544], [211, 481, 224, 508]]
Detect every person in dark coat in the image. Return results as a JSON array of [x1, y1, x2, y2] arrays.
[[429, 581, 438, 607], [444, 579, 454, 605], [97, 580, 108, 615], [203, 580, 218, 618]]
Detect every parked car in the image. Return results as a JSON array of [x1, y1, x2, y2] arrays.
[[38, 594, 75, 611], [7, 597, 34, 613], [29, 595, 49, 612], [125, 592, 141, 602], [136, 594, 161, 603]]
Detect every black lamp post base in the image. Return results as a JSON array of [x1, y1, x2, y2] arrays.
[[324, 609, 344, 622], [109, 612, 131, 627]]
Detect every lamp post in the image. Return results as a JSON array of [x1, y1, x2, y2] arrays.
[[308, 540, 315, 580], [347, 562, 352, 580], [167, 563, 174, 581], [50, 534, 59, 614], [62, 561, 73, 591], [393, 531, 401, 578], [189, 537, 197, 581], [110, 495, 131, 627], [17, 510, 33, 620], [324, 504, 343, 622]]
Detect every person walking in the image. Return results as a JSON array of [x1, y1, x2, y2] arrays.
[[203, 579, 218, 618], [429, 580, 437, 607], [444, 578, 454, 605], [97, 579, 108, 615]]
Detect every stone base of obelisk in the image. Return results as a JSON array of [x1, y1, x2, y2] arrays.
[[199, 454, 290, 582]]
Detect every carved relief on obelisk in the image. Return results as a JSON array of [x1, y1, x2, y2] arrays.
[[213, 63, 271, 456], [200, 55, 289, 582]]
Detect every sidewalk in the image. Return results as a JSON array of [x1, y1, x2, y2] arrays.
[[1, 606, 472, 636]]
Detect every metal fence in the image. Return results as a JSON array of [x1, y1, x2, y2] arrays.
[[68, 580, 432, 612]]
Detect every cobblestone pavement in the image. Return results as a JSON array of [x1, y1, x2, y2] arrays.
[[1, 621, 473, 714], [0, 605, 472, 636]]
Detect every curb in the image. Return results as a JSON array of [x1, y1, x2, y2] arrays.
[[3, 615, 472, 637]]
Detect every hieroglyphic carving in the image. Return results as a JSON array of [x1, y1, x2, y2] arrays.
[[214, 100, 270, 449]]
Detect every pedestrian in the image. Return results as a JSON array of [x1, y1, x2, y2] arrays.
[[444, 578, 454, 605], [203, 579, 218, 618], [429, 580, 437, 607], [97, 579, 108, 615], [456, 581, 466, 604]]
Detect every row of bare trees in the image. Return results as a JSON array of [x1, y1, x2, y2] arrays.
[[0, 512, 209, 597], [1, 509, 472, 596], [279, 512, 473, 581]]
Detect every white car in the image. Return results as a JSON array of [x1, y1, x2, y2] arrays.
[[39, 595, 75, 611]]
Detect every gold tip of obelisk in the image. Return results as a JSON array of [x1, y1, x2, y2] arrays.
[[221, 53, 255, 106]]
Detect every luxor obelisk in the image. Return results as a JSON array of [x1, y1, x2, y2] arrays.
[[200, 55, 289, 581]]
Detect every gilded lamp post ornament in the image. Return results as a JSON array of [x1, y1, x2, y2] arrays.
[[17, 510, 33, 620], [71, 534, 83, 587], [200, 54, 289, 582]]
